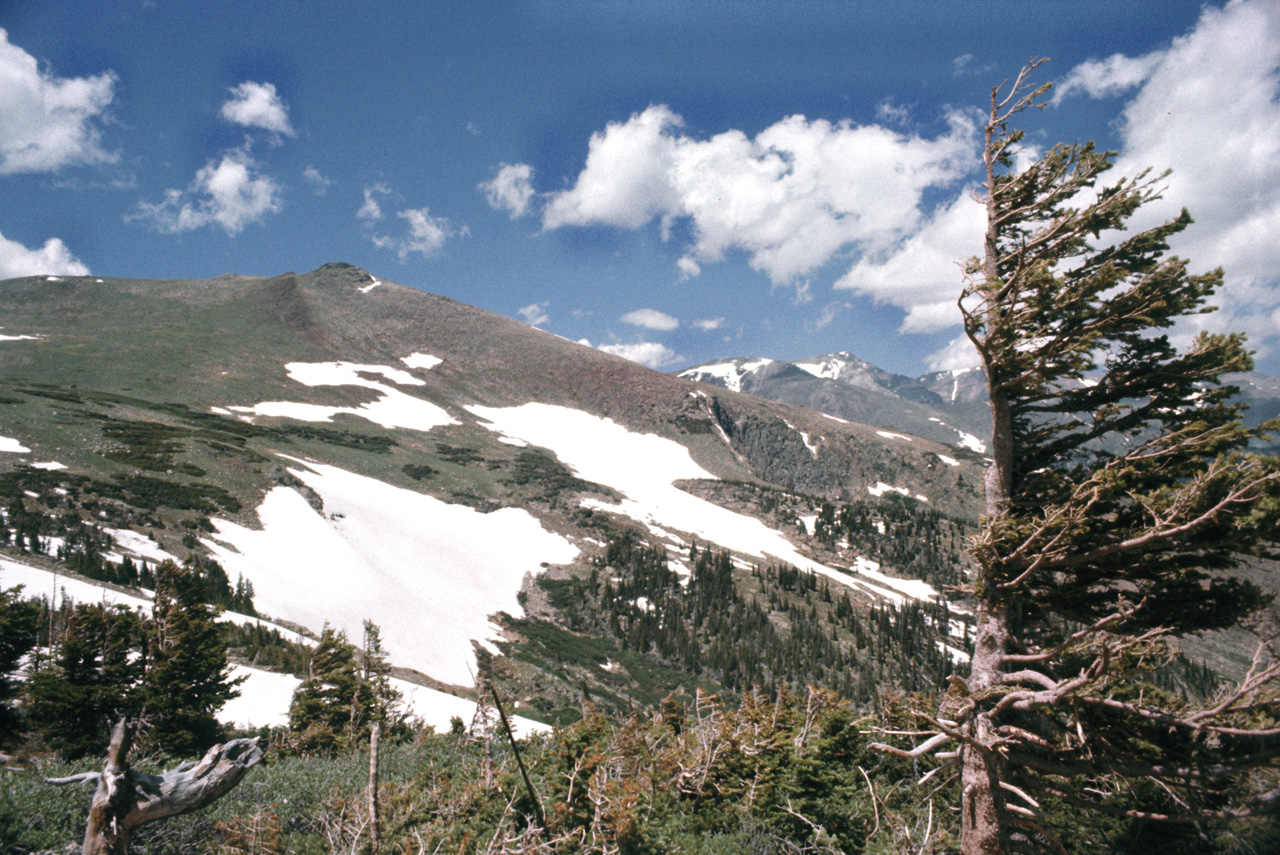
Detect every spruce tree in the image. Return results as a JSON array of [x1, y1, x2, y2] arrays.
[[876, 61, 1280, 854], [288, 624, 362, 752], [140, 558, 240, 755], [25, 603, 146, 759], [358, 619, 403, 732], [288, 621, 402, 752], [0, 587, 40, 745]]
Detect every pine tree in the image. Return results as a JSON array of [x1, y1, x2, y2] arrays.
[[358, 619, 403, 733], [25, 603, 146, 759], [0, 587, 40, 745], [287, 624, 362, 753], [140, 558, 241, 755], [875, 60, 1280, 854]]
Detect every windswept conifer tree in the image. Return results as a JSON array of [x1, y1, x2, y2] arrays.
[[876, 60, 1280, 855], [288, 620, 401, 752], [141, 558, 241, 755]]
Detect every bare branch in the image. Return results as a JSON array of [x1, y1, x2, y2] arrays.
[[868, 731, 953, 760], [62, 719, 263, 855]]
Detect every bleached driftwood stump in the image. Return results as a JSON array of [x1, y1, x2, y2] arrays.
[[47, 719, 263, 855]]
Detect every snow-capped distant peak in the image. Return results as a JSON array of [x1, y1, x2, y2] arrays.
[[680, 358, 773, 393], [793, 352, 858, 380]]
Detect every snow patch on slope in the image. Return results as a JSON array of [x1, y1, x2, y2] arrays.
[[0, 553, 551, 736], [876, 431, 912, 442], [680, 359, 773, 393], [203, 458, 579, 687], [221, 665, 550, 738], [928, 416, 988, 453], [868, 482, 929, 503], [467, 402, 940, 606], [402, 352, 443, 371], [793, 353, 854, 380], [0, 437, 31, 453], [1, 555, 151, 610], [229, 359, 456, 431], [102, 527, 178, 564], [785, 420, 820, 458]]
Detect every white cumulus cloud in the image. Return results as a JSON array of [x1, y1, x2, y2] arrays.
[[0, 28, 117, 174], [220, 81, 295, 138], [1066, 0, 1280, 358], [841, 0, 1280, 368], [538, 103, 977, 286], [836, 190, 985, 333], [543, 105, 686, 231], [480, 163, 536, 218], [358, 183, 389, 221], [372, 208, 467, 261], [518, 301, 550, 326], [133, 148, 282, 235], [304, 166, 331, 194], [593, 340, 680, 369], [359, 184, 467, 260], [924, 333, 981, 373], [0, 229, 90, 278], [1051, 52, 1164, 104], [693, 317, 725, 331], [620, 308, 679, 331]]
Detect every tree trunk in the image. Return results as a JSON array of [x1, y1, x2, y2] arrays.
[[961, 602, 1010, 855], [367, 722, 381, 855], [47, 720, 263, 855]]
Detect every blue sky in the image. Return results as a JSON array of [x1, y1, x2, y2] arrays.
[[4, 1, 1280, 377]]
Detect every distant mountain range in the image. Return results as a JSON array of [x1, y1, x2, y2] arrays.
[[678, 353, 990, 451], [678, 352, 1280, 456]]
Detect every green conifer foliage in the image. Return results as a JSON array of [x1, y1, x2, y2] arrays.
[[0, 587, 40, 744], [25, 603, 145, 759], [287, 620, 400, 753], [139, 558, 241, 755], [878, 61, 1280, 855]]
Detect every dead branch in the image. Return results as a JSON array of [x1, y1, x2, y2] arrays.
[[47, 719, 263, 855]]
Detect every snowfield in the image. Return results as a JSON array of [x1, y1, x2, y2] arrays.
[[794, 358, 844, 380], [467, 402, 941, 606], [221, 664, 549, 738], [101, 526, 179, 564], [1, 555, 152, 610], [867, 482, 928, 503], [401, 352, 443, 370], [682, 359, 773, 392], [229, 359, 456, 432], [0, 555, 548, 737], [0, 436, 31, 453], [204, 457, 579, 687], [876, 431, 912, 442]]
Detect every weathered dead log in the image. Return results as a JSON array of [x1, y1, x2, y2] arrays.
[[46, 719, 263, 855], [367, 722, 381, 855]]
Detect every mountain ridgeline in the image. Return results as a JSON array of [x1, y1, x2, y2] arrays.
[[679, 352, 1280, 457]]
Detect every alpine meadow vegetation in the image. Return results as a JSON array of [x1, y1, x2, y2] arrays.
[[875, 60, 1280, 855]]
